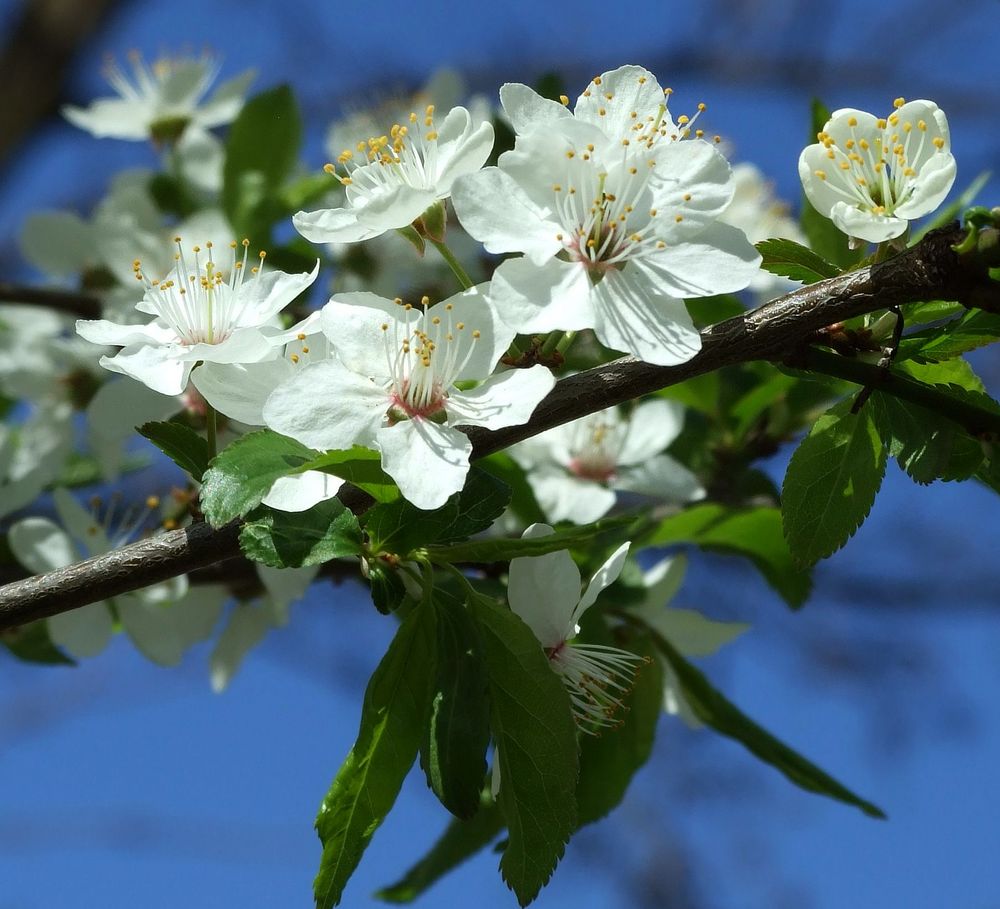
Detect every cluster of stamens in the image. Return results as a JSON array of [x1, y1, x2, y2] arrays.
[[811, 97, 948, 216], [566, 416, 625, 482], [133, 237, 263, 345], [102, 49, 217, 104], [323, 104, 441, 191], [83, 492, 163, 553], [548, 639, 649, 732], [549, 75, 722, 274], [378, 296, 481, 422]]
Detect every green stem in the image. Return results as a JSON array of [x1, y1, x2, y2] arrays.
[[793, 346, 1000, 436], [555, 330, 577, 356], [539, 331, 563, 357], [429, 238, 474, 290]]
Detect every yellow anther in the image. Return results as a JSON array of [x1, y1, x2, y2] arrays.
[[656, 240, 666, 249], [173, 235, 182, 243], [242, 238, 250, 247], [697, 102, 706, 111], [675, 214, 683, 222], [259, 250, 266, 259], [566, 149, 575, 159], [859, 138, 869, 150], [827, 149, 835, 159], [664, 87, 673, 96], [471, 330, 480, 339], [877, 118, 887, 128], [649, 208, 658, 217], [815, 169, 827, 180], [146, 495, 160, 509], [420, 295, 430, 307], [695, 129, 704, 138], [426, 131, 438, 140], [290, 353, 299, 363], [296, 333, 306, 341], [889, 113, 899, 126], [847, 116, 858, 127], [677, 114, 689, 125], [918, 120, 927, 131], [559, 94, 569, 106], [324, 162, 337, 175], [456, 321, 464, 330], [628, 165, 637, 174], [933, 136, 945, 149], [713, 135, 721, 143], [894, 97, 905, 108], [598, 108, 606, 116], [552, 183, 562, 191], [593, 75, 602, 85]]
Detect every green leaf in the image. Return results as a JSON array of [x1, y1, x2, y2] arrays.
[[1, 620, 75, 665], [756, 238, 840, 284], [300, 447, 399, 504], [575, 635, 661, 826], [472, 595, 578, 906], [781, 403, 887, 566], [367, 561, 412, 615], [376, 796, 504, 903], [366, 469, 511, 557], [649, 630, 885, 819], [222, 85, 302, 239], [428, 516, 631, 566], [899, 310, 1000, 363], [869, 393, 984, 483], [138, 420, 209, 481], [476, 453, 545, 527], [239, 499, 362, 568], [200, 429, 316, 526], [648, 505, 811, 609], [903, 300, 965, 326], [421, 590, 491, 819], [314, 600, 437, 909]]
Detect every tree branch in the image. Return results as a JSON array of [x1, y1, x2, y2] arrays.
[[0, 283, 103, 318], [1, 224, 995, 630]]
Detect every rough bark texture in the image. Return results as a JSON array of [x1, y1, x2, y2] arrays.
[[2, 224, 997, 630]]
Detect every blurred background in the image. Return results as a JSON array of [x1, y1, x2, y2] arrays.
[[2, 1, 1000, 907]]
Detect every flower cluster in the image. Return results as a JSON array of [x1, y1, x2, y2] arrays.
[[799, 97, 956, 244]]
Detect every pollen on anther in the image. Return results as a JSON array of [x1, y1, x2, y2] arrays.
[[559, 94, 569, 106], [290, 354, 299, 363], [894, 97, 905, 109], [675, 214, 683, 222]]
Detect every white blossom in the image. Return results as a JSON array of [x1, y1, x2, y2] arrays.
[[512, 399, 704, 524], [451, 64, 761, 366], [76, 239, 319, 396], [507, 524, 643, 731], [7, 489, 213, 664], [799, 98, 956, 244], [629, 555, 748, 726], [294, 104, 494, 245], [63, 51, 253, 144], [262, 285, 554, 510]]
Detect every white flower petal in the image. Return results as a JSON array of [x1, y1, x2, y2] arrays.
[[293, 206, 384, 244], [508, 523, 582, 648], [197, 69, 255, 128], [526, 468, 617, 524], [98, 343, 194, 396], [262, 471, 344, 512], [616, 454, 706, 503], [451, 167, 562, 264], [52, 487, 110, 554], [375, 419, 472, 510], [490, 256, 596, 333], [210, 604, 271, 692], [447, 365, 553, 430], [87, 378, 180, 481], [435, 118, 495, 193], [355, 185, 438, 231], [263, 359, 386, 451], [617, 399, 686, 464], [192, 359, 293, 425], [499, 82, 572, 133], [120, 597, 187, 666], [644, 607, 749, 657], [8, 517, 77, 573], [589, 267, 701, 366], [257, 565, 318, 625], [62, 99, 150, 140], [575, 541, 630, 619], [573, 65, 665, 136], [48, 602, 114, 659]]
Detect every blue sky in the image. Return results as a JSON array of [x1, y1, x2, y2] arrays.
[[2, 1, 1000, 907]]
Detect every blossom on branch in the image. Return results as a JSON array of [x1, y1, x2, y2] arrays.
[[63, 51, 254, 145], [294, 104, 494, 245], [450, 64, 761, 366], [799, 98, 957, 244], [261, 285, 554, 510], [76, 239, 319, 396], [511, 398, 704, 524], [507, 524, 644, 732]]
